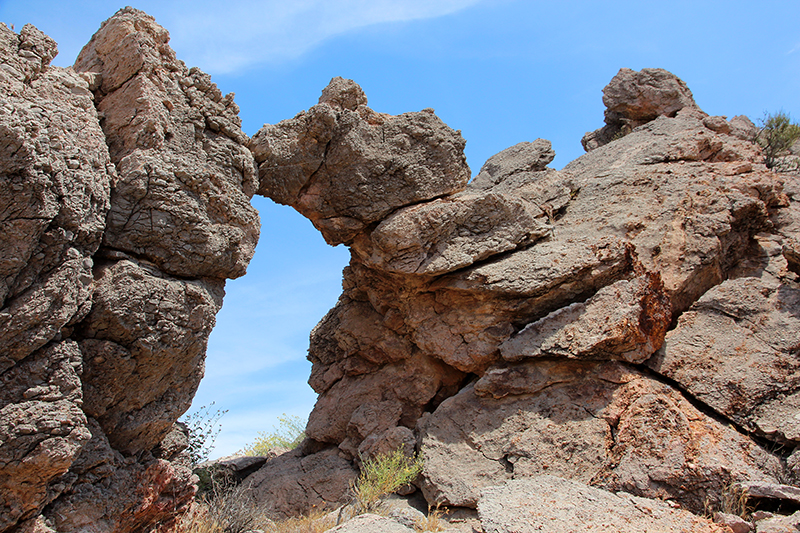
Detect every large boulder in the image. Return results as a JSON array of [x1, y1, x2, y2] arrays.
[[247, 68, 796, 521], [419, 361, 780, 513], [250, 77, 470, 246], [75, 7, 260, 279], [582, 67, 699, 151]]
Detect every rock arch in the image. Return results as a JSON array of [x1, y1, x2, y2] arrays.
[[2, 7, 800, 533]]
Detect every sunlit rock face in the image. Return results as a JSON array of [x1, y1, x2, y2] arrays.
[[0, 8, 258, 532], [2, 6, 800, 532], [250, 67, 799, 521]]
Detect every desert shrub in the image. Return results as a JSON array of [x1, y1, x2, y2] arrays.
[[240, 414, 306, 456], [351, 448, 424, 514], [755, 111, 800, 170], [181, 403, 227, 466]]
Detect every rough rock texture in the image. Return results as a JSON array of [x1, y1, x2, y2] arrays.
[[582, 68, 699, 151], [649, 276, 800, 444], [3, 11, 800, 531], [420, 361, 779, 511], [74, 8, 259, 278], [477, 476, 729, 533], [250, 77, 470, 246], [327, 513, 415, 533], [246, 65, 798, 527], [246, 447, 358, 519], [0, 8, 258, 533]]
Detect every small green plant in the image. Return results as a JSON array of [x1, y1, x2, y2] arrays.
[[181, 403, 228, 466], [351, 448, 424, 514], [755, 111, 800, 170], [240, 414, 306, 456]]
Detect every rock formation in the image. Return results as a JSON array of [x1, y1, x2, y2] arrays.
[[0, 9, 258, 532], [246, 65, 799, 524], [1, 7, 800, 533]]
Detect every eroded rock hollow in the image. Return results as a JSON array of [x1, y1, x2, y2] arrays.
[[2, 7, 800, 533]]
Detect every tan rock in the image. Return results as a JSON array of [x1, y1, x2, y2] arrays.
[[649, 276, 800, 443], [351, 191, 550, 276], [78, 257, 223, 454], [75, 7, 260, 279], [246, 448, 358, 519], [500, 273, 671, 364], [251, 77, 470, 245], [582, 67, 699, 151], [478, 476, 730, 533], [0, 342, 90, 531]]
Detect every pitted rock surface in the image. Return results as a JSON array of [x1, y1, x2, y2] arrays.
[[2, 8, 800, 532], [247, 66, 797, 523], [0, 9, 258, 533]]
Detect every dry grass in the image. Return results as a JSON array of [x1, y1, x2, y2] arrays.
[[268, 509, 337, 533], [174, 481, 273, 533], [720, 483, 750, 519], [414, 504, 447, 532]]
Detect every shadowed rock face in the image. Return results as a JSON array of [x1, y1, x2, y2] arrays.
[[2, 8, 800, 533]]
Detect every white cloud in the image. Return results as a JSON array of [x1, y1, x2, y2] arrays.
[[160, 0, 484, 73]]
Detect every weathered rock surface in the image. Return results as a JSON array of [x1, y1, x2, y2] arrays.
[[250, 77, 470, 246], [243, 65, 797, 525], [754, 511, 800, 533], [74, 7, 259, 278], [246, 447, 358, 519], [649, 275, 800, 444], [477, 476, 729, 533], [420, 361, 779, 512], [327, 513, 415, 533], [0, 8, 258, 533], [3, 9, 800, 531], [582, 68, 699, 151]]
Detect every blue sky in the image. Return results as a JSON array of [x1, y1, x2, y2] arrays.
[[2, 0, 798, 457]]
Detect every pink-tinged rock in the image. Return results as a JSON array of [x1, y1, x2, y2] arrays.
[[582, 68, 699, 151], [501, 273, 671, 364], [75, 7, 260, 279], [351, 191, 550, 276], [420, 360, 781, 511], [0, 342, 90, 531], [245, 447, 358, 519], [78, 257, 224, 454], [649, 277, 800, 443], [45, 420, 195, 533]]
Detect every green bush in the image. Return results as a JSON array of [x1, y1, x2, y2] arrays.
[[756, 111, 800, 170], [240, 414, 306, 456], [351, 448, 424, 514]]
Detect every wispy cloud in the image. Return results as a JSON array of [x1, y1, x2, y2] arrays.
[[160, 0, 484, 73]]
